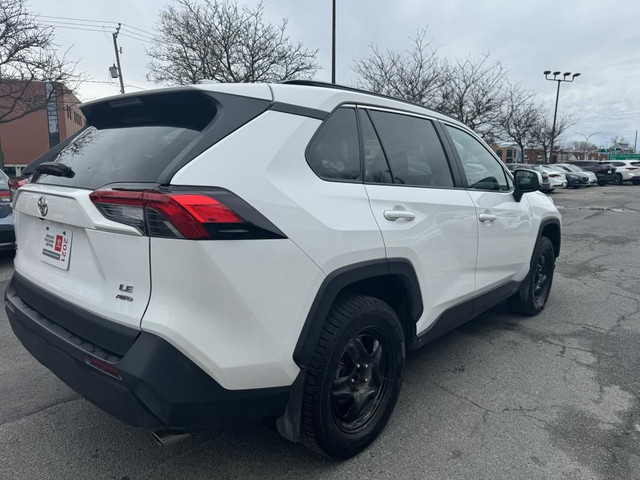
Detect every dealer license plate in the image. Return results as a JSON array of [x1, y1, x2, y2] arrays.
[[41, 225, 72, 270]]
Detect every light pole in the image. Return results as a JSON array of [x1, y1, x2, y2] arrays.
[[576, 132, 599, 160], [543, 71, 580, 163], [331, 0, 336, 84]]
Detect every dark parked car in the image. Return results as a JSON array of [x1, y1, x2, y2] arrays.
[[552, 164, 592, 188], [0, 169, 15, 251], [569, 161, 616, 185]]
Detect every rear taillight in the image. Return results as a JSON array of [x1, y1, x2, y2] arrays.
[[89, 188, 285, 240], [627, 167, 638, 170], [548, 173, 560, 178]]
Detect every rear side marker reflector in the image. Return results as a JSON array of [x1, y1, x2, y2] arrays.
[[89, 188, 286, 240], [87, 356, 121, 379]]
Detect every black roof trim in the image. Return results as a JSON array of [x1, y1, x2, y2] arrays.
[[281, 80, 456, 122], [269, 102, 328, 121]]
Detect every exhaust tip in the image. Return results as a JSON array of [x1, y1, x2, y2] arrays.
[[152, 430, 191, 447]]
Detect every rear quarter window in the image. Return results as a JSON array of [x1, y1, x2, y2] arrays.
[[306, 107, 361, 181]]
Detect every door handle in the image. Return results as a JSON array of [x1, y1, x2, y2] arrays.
[[478, 213, 497, 223], [384, 210, 416, 221]]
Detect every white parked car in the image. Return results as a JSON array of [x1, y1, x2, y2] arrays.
[[607, 160, 640, 185], [6, 81, 562, 459], [540, 165, 567, 188], [504, 163, 554, 193]]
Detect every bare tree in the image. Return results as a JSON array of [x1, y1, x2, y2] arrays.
[[353, 29, 445, 105], [147, 0, 318, 85], [438, 53, 508, 140], [530, 113, 573, 164], [0, 0, 82, 124], [567, 140, 598, 153], [497, 83, 542, 160]]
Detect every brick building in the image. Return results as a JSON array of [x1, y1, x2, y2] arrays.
[[0, 81, 85, 176], [491, 144, 609, 165]]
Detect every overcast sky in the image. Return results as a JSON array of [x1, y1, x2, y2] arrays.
[[29, 0, 640, 149]]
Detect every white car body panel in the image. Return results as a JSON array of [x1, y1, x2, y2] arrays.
[[142, 238, 324, 390], [365, 185, 478, 335], [467, 190, 535, 290], [13, 185, 150, 330]]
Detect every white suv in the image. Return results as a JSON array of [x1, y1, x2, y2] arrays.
[[6, 81, 561, 459], [607, 159, 640, 185]]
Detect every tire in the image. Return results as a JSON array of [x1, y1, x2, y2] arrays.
[[598, 181, 606, 186], [301, 295, 405, 459], [508, 236, 555, 316], [614, 173, 623, 185], [632, 179, 640, 185]]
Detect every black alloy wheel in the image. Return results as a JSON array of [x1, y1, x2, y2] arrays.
[[532, 253, 550, 306], [614, 173, 623, 185], [332, 331, 390, 433], [301, 295, 405, 459], [508, 236, 555, 316]]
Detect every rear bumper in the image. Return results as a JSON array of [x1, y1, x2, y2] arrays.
[[5, 275, 290, 431]]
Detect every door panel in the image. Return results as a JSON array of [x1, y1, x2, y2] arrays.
[[466, 190, 533, 290], [366, 185, 478, 335], [443, 124, 534, 291], [361, 109, 478, 335]]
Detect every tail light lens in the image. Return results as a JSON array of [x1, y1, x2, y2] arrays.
[[548, 173, 560, 178], [627, 167, 638, 171], [90, 188, 285, 240]]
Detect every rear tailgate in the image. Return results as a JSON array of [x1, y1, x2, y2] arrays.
[[13, 184, 151, 331], [13, 87, 272, 338]]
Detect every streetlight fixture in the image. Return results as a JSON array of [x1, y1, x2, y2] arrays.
[[544, 70, 581, 163], [576, 132, 600, 160]]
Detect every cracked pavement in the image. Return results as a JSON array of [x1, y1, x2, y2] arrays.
[[1, 185, 640, 479]]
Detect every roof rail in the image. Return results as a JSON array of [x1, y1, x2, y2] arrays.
[[281, 80, 452, 121]]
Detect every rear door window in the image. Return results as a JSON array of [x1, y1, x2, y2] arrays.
[[306, 108, 361, 181], [359, 110, 392, 184], [367, 110, 454, 188]]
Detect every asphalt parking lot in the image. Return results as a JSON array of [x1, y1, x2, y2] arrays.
[[1, 185, 640, 480]]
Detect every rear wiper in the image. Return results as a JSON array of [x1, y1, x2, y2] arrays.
[[35, 162, 75, 178]]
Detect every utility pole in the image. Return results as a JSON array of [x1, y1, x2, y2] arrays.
[[634, 130, 638, 154], [331, 0, 336, 84], [112, 23, 125, 94]]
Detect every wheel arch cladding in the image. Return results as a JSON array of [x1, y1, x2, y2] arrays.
[[539, 218, 561, 257], [293, 258, 423, 368]]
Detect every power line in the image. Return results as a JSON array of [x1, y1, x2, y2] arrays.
[[40, 23, 152, 44], [39, 19, 112, 29], [120, 29, 154, 41], [42, 24, 111, 34], [37, 15, 154, 38], [120, 23, 155, 37], [119, 32, 152, 44], [36, 14, 118, 26]]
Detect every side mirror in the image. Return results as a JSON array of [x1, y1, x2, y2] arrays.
[[513, 169, 539, 202]]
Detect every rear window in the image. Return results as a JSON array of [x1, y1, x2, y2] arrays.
[[34, 90, 268, 190], [37, 126, 200, 190]]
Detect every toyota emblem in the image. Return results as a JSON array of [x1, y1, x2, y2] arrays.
[[38, 196, 48, 217]]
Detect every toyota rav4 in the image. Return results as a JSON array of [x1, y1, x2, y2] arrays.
[[5, 81, 561, 459]]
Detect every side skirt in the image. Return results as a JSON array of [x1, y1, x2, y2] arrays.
[[408, 280, 522, 351]]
